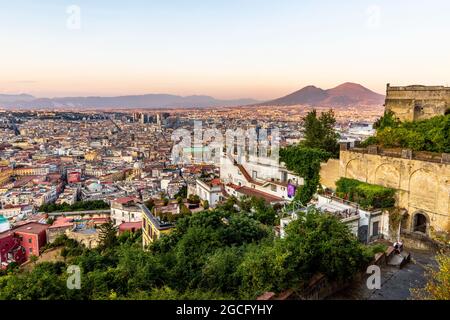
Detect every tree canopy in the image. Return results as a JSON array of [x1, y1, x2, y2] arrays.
[[302, 109, 340, 158], [278, 109, 338, 204], [280, 146, 332, 204], [363, 112, 450, 153], [0, 206, 371, 300], [39, 200, 109, 213], [413, 252, 450, 300]]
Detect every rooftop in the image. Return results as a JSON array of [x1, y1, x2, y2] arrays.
[[140, 204, 174, 230], [226, 183, 285, 204], [13, 222, 49, 235]]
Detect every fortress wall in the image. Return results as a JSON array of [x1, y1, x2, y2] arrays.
[[385, 85, 450, 122], [339, 150, 450, 233], [319, 159, 340, 190]]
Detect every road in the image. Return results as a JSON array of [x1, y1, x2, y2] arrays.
[[328, 249, 437, 300]]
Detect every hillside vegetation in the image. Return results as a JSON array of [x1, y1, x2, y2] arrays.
[[362, 111, 450, 153]]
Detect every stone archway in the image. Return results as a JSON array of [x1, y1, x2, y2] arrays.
[[374, 163, 400, 189], [408, 169, 438, 212], [345, 158, 367, 182], [412, 212, 429, 234], [445, 108, 450, 116]]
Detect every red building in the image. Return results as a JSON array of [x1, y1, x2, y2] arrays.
[[0, 231, 26, 269], [13, 223, 49, 260], [67, 171, 81, 184], [118, 221, 142, 234]]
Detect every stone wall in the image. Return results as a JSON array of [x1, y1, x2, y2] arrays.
[[319, 159, 340, 190], [385, 84, 450, 122], [339, 149, 450, 234]]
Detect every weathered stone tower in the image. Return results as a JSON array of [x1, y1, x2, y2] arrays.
[[385, 84, 450, 122]]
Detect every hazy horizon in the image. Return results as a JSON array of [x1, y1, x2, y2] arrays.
[[2, 0, 450, 100], [0, 81, 386, 101]]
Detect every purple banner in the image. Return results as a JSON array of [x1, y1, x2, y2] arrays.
[[287, 184, 296, 198]]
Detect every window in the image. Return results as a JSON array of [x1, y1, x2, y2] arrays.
[[372, 221, 379, 236], [28, 238, 32, 244], [29, 248, 33, 253], [271, 184, 277, 192]]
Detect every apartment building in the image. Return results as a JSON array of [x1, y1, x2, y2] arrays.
[[220, 152, 303, 203], [110, 197, 142, 226]]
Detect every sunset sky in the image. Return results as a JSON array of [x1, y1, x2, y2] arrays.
[[1, 0, 450, 100]]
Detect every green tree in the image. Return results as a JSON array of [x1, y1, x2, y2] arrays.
[[302, 109, 340, 157], [179, 204, 192, 216], [98, 221, 118, 250], [237, 241, 297, 299], [364, 114, 450, 153], [200, 246, 245, 295], [29, 255, 39, 266], [284, 208, 371, 281], [373, 110, 400, 130], [187, 194, 201, 204], [250, 197, 277, 226], [280, 146, 332, 204], [412, 252, 450, 300], [221, 213, 269, 246], [174, 186, 188, 199], [144, 198, 155, 210]]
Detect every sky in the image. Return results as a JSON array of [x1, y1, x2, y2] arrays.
[[1, 0, 450, 100]]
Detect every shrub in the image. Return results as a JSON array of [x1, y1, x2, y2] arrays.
[[364, 114, 450, 153], [336, 178, 395, 210]]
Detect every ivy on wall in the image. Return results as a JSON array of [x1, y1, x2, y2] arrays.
[[363, 111, 450, 153], [280, 146, 332, 205], [335, 178, 396, 210]]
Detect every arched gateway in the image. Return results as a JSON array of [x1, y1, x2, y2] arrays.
[[412, 212, 428, 234]]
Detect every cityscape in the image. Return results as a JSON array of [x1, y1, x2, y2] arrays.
[[0, 0, 449, 315]]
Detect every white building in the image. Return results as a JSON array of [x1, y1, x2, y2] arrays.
[[0, 215, 10, 233], [279, 195, 389, 243], [317, 195, 388, 242], [110, 197, 142, 226], [348, 122, 375, 136], [0, 205, 33, 220], [195, 179, 222, 207], [220, 152, 303, 203]]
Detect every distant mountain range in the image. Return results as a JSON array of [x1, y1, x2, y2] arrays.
[[0, 94, 35, 103], [258, 82, 385, 107], [0, 82, 384, 109], [0, 94, 259, 109]]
